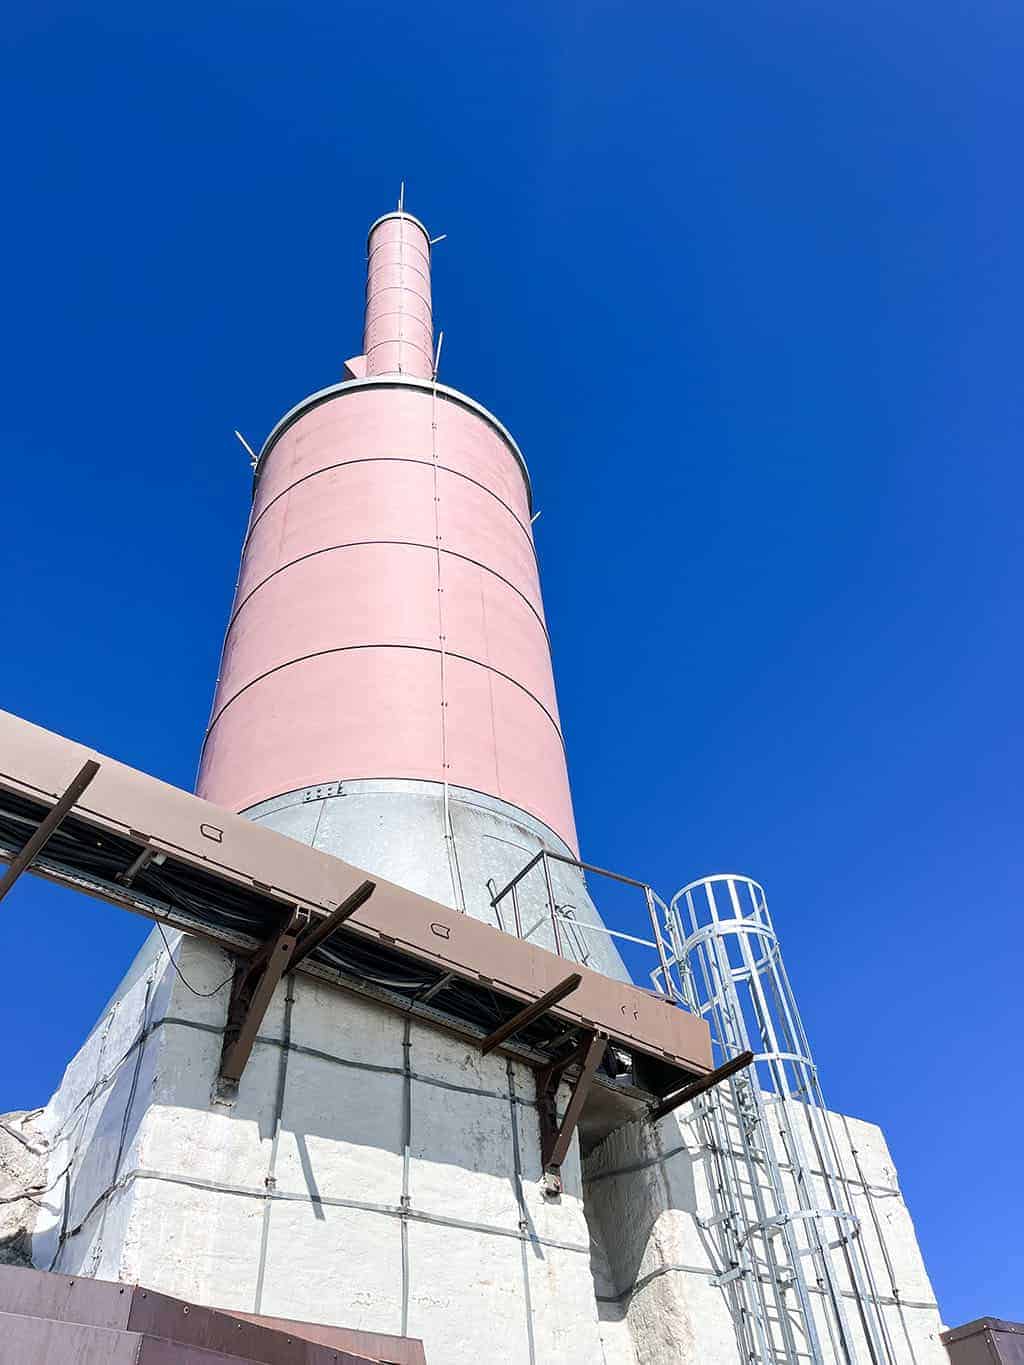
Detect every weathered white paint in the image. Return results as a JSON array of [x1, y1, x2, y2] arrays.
[[245, 778, 632, 981], [0, 1109, 47, 1266], [6, 926, 946, 1364], [24, 929, 605, 1363], [583, 1094, 948, 1365]]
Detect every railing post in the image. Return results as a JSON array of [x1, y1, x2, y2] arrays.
[[541, 851, 563, 957], [645, 885, 674, 1000], [510, 882, 523, 938]]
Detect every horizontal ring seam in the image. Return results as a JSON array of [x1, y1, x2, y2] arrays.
[[366, 262, 430, 288], [366, 262, 430, 284], [364, 309, 433, 326], [368, 239, 430, 263], [246, 457, 536, 557], [364, 285, 432, 305], [365, 341, 434, 362], [226, 539, 549, 644], [202, 643, 566, 756], [245, 780, 576, 855], [366, 334, 433, 350], [215, 635, 559, 732], [364, 311, 432, 328], [366, 256, 430, 277], [364, 309, 432, 327]]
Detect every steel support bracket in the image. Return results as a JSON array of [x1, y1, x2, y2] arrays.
[[648, 1049, 755, 1122], [286, 878, 376, 974], [216, 907, 310, 1098], [0, 759, 100, 905], [712, 1265, 747, 1287], [478, 972, 582, 1057], [535, 1029, 607, 1193]]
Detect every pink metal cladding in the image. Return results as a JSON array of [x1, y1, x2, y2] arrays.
[[197, 383, 579, 852], [364, 213, 434, 378]]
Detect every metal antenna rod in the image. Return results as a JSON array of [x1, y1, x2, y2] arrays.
[[234, 430, 258, 469], [433, 331, 444, 381]]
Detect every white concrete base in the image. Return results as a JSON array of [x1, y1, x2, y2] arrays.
[[583, 1098, 948, 1365], [23, 928, 605, 1365], [5, 926, 947, 1364]]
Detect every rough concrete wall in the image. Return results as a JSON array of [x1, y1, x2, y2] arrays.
[[586, 1216, 641, 1365], [24, 929, 605, 1365], [583, 1096, 947, 1365], [0, 1110, 48, 1266], [7, 924, 947, 1365], [28, 928, 175, 1281]]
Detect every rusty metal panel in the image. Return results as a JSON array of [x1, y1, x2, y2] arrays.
[[135, 1330, 372, 1365], [0, 1266, 421, 1363], [0, 1264, 134, 1331], [235, 1311, 428, 1365], [943, 1319, 1024, 1365], [127, 1289, 376, 1364], [0, 1313, 147, 1363], [0, 1311, 266, 1364], [0, 707, 712, 1074]]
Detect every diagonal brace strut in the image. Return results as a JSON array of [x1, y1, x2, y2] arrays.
[[0, 759, 100, 905], [287, 879, 376, 974], [217, 908, 310, 1094], [648, 1049, 755, 1122], [478, 973, 582, 1057], [536, 1030, 607, 1180]]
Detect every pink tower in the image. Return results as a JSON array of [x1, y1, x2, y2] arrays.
[[197, 208, 626, 979]]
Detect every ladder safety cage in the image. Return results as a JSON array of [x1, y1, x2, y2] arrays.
[[659, 873, 899, 1365]]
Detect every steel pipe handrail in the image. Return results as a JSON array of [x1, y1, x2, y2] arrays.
[[489, 850, 546, 907], [550, 914, 658, 950], [490, 849, 679, 1000]]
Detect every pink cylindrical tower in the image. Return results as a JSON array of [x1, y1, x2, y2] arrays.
[[197, 207, 625, 978], [363, 211, 434, 378]]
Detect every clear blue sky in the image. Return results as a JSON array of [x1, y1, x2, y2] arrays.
[[1, 0, 1020, 1328]]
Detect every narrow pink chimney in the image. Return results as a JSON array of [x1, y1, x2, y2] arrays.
[[363, 211, 434, 378]]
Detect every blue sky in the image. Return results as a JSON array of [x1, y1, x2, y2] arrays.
[[1, 0, 1020, 1327]]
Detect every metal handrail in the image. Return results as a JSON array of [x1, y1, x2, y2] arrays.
[[489, 848, 678, 997]]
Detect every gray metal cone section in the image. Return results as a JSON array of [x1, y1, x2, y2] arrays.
[[242, 779, 632, 984]]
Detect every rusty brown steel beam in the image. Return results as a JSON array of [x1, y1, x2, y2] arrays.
[[648, 1049, 755, 1122], [535, 1036, 587, 1189], [0, 759, 100, 906], [288, 879, 376, 973], [0, 708, 714, 1076], [479, 973, 582, 1056], [218, 909, 309, 1089], [540, 1030, 607, 1172], [535, 1032, 593, 1093]]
